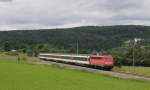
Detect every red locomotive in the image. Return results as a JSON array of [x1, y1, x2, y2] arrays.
[[88, 55, 114, 70]]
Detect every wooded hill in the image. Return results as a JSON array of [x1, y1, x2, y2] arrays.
[[0, 25, 150, 53]]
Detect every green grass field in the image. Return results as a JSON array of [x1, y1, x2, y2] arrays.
[[113, 66, 150, 77], [0, 54, 150, 90]]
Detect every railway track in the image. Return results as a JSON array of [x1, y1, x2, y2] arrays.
[[37, 58, 150, 81]]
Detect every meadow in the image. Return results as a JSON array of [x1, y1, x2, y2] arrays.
[[0, 54, 150, 90]]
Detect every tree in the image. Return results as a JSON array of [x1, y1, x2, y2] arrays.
[[4, 41, 11, 51]]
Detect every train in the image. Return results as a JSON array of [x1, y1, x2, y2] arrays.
[[39, 53, 114, 70]]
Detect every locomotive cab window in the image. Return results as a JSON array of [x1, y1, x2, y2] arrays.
[[91, 57, 103, 60]]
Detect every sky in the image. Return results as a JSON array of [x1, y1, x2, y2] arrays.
[[0, 0, 150, 30]]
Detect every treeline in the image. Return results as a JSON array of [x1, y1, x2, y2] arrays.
[[0, 25, 150, 52]]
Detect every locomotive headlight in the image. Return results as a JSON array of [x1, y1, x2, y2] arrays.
[[105, 62, 113, 65]]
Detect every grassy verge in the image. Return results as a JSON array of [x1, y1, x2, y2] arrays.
[[0, 53, 40, 63], [113, 66, 150, 77], [0, 54, 150, 90]]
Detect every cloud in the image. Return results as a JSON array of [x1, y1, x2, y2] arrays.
[[0, 0, 150, 30]]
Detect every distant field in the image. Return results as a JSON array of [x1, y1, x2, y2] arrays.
[[113, 66, 150, 77], [0, 54, 150, 90], [0, 53, 39, 63]]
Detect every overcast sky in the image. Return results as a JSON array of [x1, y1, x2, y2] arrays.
[[0, 0, 150, 30]]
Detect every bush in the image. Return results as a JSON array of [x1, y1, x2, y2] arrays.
[[113, 55, 123, 68]]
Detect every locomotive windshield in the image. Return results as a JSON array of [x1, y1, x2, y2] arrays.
[[91, 56, 112, 60], [91, 57, 103, 60]]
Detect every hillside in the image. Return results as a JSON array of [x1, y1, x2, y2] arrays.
[[0, 25, 150, 52]]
